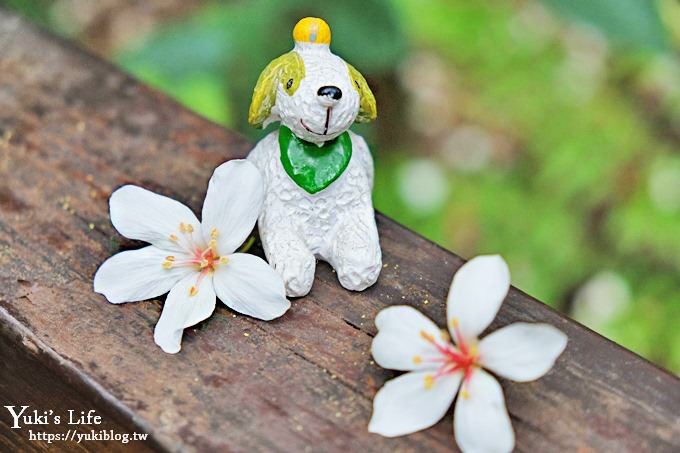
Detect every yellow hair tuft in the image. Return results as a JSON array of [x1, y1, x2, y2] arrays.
[[248, 52, 306, 128], [347, 62, 377, 123], [293, 17, 331, 45]]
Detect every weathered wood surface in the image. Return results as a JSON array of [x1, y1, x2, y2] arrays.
[[0, 9, 678, 453]]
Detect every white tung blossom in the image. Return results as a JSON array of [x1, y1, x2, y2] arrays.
[[369, 255, 567, 453], [94, 159, 290, 354]]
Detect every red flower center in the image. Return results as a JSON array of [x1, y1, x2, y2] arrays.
[[418, 321, 479, 393], [161, 223, 228, 296]]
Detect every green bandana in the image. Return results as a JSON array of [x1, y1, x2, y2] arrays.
[[278, 125, 353, 194]]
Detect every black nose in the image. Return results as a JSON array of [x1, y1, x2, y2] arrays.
[[317, 86, 342, 100]]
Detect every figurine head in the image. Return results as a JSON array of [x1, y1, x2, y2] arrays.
[[248, 17, 377, 145]]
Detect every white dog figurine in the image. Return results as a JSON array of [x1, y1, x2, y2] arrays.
[[247, 17, 382, 297]]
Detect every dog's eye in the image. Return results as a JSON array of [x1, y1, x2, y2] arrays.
[[286, 79, 294, 90]]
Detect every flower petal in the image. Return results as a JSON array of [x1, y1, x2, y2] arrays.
[[109, 185, 203, 253], [478, 322, 567, 382], [153, 273, 216, 354], [447, 255, 510, 343], [368, 370, 462, 437], [201, 160, 264, 255], [212, 253, 290, 320], [372, 306, 449, 371], [454, 369, 514, 453], [93, 246, 191, 303]]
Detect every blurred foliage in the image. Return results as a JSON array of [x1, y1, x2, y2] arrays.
[[543, 0, 668, 51], [116, 0, 405, 134], [2, 0, 52, 27], [7, 0, 680, 373]]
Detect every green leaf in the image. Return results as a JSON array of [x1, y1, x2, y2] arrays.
[[541, 0, 668, 51]]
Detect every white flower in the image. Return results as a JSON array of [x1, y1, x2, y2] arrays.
[[368, 255, 567, 453], [94, 159, 290, 354]]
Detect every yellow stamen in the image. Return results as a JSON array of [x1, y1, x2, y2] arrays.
[[420, 330, 435, 343], [179, 222, 187, 232], [440, 329, 450, 341], [189, 286, 198, 297], [210, 228, 219, 239], [461, 389, 470, 400], [219, 256, 229, 265], [166, 256, 175, 261], [185, 224, 194, 233], [412, 355, 422, 365], [169, 234, 179, 242], [450, 317, 459, 328], [162, 260, 173, 269], [209, 239, 217, 250], [424, 375, 434, 390]]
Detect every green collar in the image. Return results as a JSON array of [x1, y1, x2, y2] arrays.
[[278, 125, 353, 194]]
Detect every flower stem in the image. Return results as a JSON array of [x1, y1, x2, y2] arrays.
[[238, 236, 256, 253]]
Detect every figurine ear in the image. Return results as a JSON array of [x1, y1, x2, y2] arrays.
[[347, 63, 377, 123], [249, 52, 305, 128]]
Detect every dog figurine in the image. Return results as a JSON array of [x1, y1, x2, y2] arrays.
[[247, 17, 382, 297]]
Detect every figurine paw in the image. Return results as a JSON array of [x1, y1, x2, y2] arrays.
[[335, 252, 381, 291], [329, 217, 382, 291], [276, 253, 316, 297]]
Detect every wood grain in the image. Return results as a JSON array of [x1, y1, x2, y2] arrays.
[[0, 10, 678, 453]]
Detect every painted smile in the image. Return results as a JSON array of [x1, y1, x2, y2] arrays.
[[301, 108, 333, 135]]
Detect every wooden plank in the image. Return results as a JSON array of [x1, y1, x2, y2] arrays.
[[0, 311, 160, 453], [0, 10, 678, 452]]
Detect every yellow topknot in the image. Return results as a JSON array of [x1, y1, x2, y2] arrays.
[[293, 17, 331, 45]]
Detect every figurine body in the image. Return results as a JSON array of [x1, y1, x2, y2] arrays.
[[247, 17, 381, 297]]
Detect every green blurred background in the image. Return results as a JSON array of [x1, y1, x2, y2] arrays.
[[6, 0, 680, 373]]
